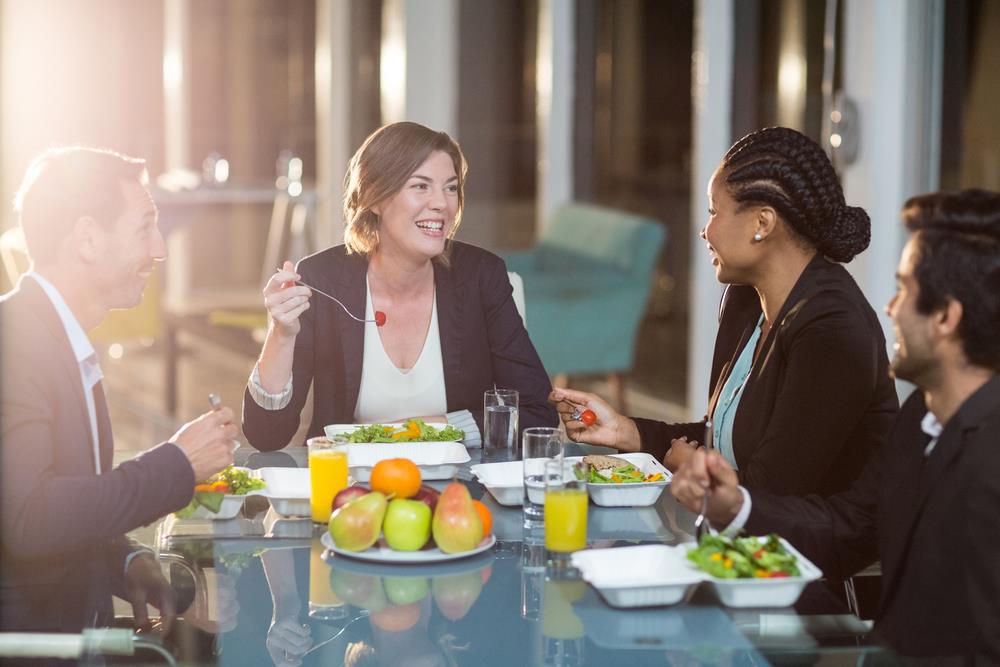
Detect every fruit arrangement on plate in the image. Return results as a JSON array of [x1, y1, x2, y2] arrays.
[[327, 457, 493, 558]]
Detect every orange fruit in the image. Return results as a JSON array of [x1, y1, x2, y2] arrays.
[[472, 500, 493, 536], [370, 458, 422, 498], [370, 603, 421, 632]]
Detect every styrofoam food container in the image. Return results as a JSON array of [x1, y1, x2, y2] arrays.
[[469, 460, 525, 506], [567, 452, 672, 507], [178, 467, 266, 520], [345, 441, 471, 481], [257, 467, 311, 517], [683, 536, 823, 608], [572, 544, 703, 608]]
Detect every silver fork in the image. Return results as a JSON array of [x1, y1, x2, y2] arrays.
[[275, 268, 378, 324], [694, 419, 714, 542]]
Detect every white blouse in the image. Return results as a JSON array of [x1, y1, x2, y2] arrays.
[[353, 278, 448, 423]]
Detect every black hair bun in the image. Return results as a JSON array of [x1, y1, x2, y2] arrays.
[[816, 204, 871, 262]]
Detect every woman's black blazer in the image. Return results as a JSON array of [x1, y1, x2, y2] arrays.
[[243, 242, 557, 451], [635, 254, 899, 496]]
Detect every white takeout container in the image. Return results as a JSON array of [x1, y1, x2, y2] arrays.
[[344, 441, 471, 481], [256, 467, 311, 517], [469, 460, 526, 506], [177, 467, 266, 520], [572, 545, 703, 608], [567, 452, 672, 507], [686, 537, 823, 608]]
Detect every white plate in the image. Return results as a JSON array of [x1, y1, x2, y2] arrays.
[[321, 532, 496, 564], [343, 441, 471, 481]]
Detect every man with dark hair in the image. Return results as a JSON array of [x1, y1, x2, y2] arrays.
[[671, 189, 1000, 662], [1, 147, 238, 633]]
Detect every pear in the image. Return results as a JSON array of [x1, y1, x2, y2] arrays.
[[329, 491, 387, 552], [431, 483, 483, 554]]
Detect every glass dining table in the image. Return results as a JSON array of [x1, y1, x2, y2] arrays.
[[147, 444, 898, 667]]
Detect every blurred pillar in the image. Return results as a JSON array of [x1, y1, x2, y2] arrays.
[[163, 0, 193, 306], [687, 0, 732, 419], [315, 0, 352, 250], [536, 0, 575, 229], [380, 0, 458, 137], [838, 0, 943, 361]]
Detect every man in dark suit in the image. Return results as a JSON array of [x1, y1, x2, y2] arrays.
[[1, 147, 238, 634], [671, 189, 1000, 662]]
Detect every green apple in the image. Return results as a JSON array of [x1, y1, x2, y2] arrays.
[[383, 498, 432, 551], [384, 576, 430, 605]]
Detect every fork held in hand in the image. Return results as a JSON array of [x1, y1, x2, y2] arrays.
[[276, 268, 386, 326]]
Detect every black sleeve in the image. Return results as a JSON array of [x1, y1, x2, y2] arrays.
[[744, 441, 882, 580], [964, 433, 1000, 660], [633, 418, 705, 461], [242, 259, 319, 451]]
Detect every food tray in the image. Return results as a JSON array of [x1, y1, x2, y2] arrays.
[[571, 545, 702, 608], [324, 422, 460, 442], [686, 537, 822, 608], [176, 467, 268, 520], [256, 467, 311, 517], [344, 441, 471, 481], [566, 452, 672, 507], [469, 460, 525, 506]]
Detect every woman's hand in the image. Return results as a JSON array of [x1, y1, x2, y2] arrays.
[[671, 449, 744, 528], [548, 388, 639, 451], [264, 260, 312, 339], [663, 436, 699, 472]]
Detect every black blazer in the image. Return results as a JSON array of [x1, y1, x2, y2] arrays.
[[635, 255, 899, 496], [243, 242, 557, 451], [0, 278, 195, 632], [745, 378, 1000, 661]]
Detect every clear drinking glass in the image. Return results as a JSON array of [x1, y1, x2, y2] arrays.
[[484, 388, 519, 462], [522, 427, 563, 525]]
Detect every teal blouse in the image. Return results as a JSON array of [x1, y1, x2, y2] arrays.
[[713, 315, 764, 470]]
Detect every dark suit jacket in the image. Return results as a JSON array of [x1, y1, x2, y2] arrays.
[[635, 255, 899, 496], [745, 379, 1000, 660], [0, 277, 195, 632], [243, 242, 558, 451]]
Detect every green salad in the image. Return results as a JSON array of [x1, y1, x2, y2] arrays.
[[687, 533, 800, 579], [175, 466, 266, 518], [340, 419, 464, 443]]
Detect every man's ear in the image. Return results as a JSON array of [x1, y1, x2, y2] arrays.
[[936, 298, 963, 339], [73, 216, 104, 264]]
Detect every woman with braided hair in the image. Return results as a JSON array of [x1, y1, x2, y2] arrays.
[[552, 127, 899, 496]]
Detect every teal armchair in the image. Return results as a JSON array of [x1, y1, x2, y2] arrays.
[[501, 203, 666, 406]]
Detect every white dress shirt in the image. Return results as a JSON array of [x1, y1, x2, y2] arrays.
[[28, 272, 104, 473]]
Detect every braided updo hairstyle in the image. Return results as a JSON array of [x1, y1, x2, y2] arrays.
[[722, 127, 870, 263]]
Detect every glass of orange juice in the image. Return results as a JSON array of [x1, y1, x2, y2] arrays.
[[307, 436, 349, 523], [308, 539, 346, 620], [544, 460, 588, 560]]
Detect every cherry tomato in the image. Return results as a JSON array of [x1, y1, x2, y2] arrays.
[[580, 409, 597, 427], [769, 571, 790, 578], [375, 311, 387, 327]]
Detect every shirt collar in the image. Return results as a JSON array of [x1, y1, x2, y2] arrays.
[[26, 271, 97, 364], [920, 411, 943, 439]]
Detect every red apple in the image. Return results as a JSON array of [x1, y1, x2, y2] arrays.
[[411, 484, 440, 513], [332, 485, 370, 511]]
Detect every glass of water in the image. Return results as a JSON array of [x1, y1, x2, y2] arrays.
[[522, 427, 563, 525], [484, 388, 519, 462]]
